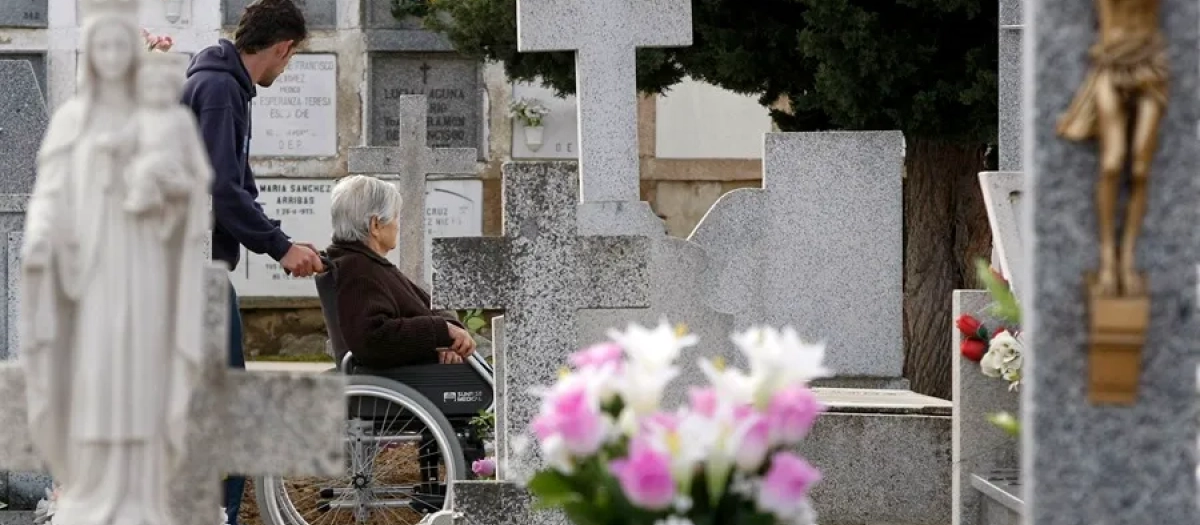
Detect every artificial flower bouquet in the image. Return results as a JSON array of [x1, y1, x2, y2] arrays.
[[956, 262, 1023, 392], [524, 321, 829, 525], [509, 98, 551, 128], [142, 29, 175, 52]]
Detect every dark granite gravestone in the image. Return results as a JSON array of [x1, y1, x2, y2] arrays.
[[223, 0, 336, 28], [362, 0, 422, 29], [1024, 1, 1200, 524], [367, 53, 482, 151], [0, 55, 45, 99], [0, 61, 48, 194], [0, 0, 47, 28]]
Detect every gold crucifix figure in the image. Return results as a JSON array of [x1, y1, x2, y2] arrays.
[[1057, 0, 1166, 404]]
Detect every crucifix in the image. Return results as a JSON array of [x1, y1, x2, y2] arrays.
[[1056, 0, 1167, 404], [0, 265, 346, 525], [516, 0, 691, 204], [431, 163, 650, 479], [348, 95, 477, 289], [419, 62, 432, 86]]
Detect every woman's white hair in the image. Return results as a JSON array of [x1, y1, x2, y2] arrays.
[[330, 175, 402, 243]]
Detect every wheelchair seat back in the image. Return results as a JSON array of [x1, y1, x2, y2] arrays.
[[314, 257, 352, 367]]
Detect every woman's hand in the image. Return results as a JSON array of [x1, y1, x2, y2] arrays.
[[447, 322, 477, 358], [439, 351, 463, 364]]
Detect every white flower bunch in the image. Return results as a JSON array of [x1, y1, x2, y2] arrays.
[[981, 330, 1023, 391], [525, 320, 830, 525], [509, 98, 551, 127]]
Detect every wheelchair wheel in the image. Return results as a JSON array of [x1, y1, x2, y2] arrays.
[[256, 375, 467, 525]]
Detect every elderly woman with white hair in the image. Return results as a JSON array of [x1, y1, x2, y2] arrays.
[[324, 175, 476, 367]]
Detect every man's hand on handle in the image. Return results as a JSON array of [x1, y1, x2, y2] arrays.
[[280, 243, 325, 277]]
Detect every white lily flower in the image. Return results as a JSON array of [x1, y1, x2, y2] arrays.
[[608, 319, 697, 372], [731, 326, 831, 406], [699, 357, 756, 406]]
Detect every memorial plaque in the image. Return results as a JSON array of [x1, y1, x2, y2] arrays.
[[368, 54, 482, 151], [424, 178, 481, 284], [0, 54, 46, 99], [231, 177, 481, 297], [0, 0, 47, 28], [510, 80, 578, 159], [223, 0, 336, 28], [249, 54, 338, 158]]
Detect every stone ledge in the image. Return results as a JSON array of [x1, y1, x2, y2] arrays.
[[970, 471, 1022, 514]]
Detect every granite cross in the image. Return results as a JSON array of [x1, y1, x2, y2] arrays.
[[348, 94, 477, 289], [1025, 0, 1199, 523], [516, 0, 691, 204], [0, 265, 346, 525], [431, 162, 651, 480]]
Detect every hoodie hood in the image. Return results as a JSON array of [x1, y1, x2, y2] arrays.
[[187, 39, 255, 98]]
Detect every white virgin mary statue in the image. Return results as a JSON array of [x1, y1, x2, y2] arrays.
[[19, 0, 211, 523]]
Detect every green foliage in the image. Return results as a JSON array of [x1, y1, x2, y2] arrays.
[[458, 308, 489, 335], [470, 409, 495, 440], [420, 0, 997, 141], [986, 411, 1020, 437], [976, 259, 1021, 325]]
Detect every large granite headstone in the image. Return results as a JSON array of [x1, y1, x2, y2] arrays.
[[222, 0, 336, 28], [0, 0, 47, 28], [1024, 1, 1199, 524], [690, 132, 906, 386], [349, 95, 477, 289], [0, 61, 48, 194], [367, 54, 482, 152], [432, 162, 650, 480], [0, 266, 346, 525]]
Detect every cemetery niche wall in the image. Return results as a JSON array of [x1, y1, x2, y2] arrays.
[[0, 0, 48, 28]]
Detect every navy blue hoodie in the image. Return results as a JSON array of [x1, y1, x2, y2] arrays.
[[181, 39, 291, 270]]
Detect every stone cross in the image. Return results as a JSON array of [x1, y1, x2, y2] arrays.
[[516, 0, 691, 206], [347, 94, 477, 288], [431, 162, 650, 480], [0, 265, 346, 525], [689, 132, 907, 387], [0, 61, 48, 195], [1024, 0, 1199, 523]]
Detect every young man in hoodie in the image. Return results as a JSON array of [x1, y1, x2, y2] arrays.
[[181, 1, 322, 523]]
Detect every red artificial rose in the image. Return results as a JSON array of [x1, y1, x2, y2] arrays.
[[955, 314, 982, 337], [960, 338, 987, 362]]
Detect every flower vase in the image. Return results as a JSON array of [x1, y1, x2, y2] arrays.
[[524, 125, 545, 152]]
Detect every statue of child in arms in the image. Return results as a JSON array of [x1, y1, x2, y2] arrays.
[[1057, 0, 1166, 297]]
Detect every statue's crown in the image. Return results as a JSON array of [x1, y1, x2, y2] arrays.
[[80, 0, 139, 18]]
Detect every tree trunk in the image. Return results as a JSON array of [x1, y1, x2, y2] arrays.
[[902, 137, 992, 400]]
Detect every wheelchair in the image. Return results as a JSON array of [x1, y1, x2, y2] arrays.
[[255, 261, 495, 525]]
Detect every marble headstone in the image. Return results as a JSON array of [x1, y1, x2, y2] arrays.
[[689, 132, 906, 386], [1023, 0, 1200, 523], [0, 61, 49, 194], [980, 171, 1024, 298], [432, 162, 650, 479], [348, 95, 477, 289]]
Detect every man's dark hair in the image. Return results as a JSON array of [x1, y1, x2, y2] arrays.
[[234, 0, 308, 54]]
